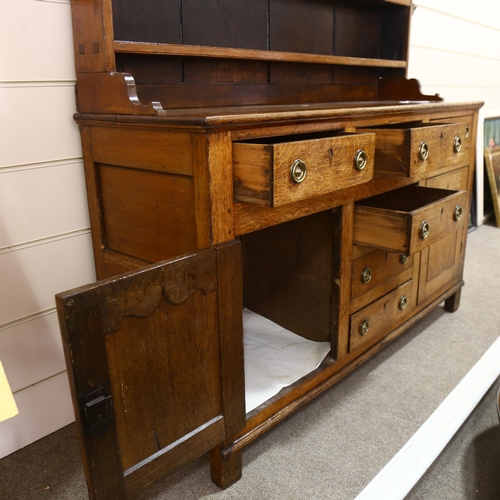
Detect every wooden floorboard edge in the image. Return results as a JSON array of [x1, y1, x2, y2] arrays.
[[354, 333, 500, 500]]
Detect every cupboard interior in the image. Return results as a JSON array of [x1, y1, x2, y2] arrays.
[[240, 210, 339, 413]]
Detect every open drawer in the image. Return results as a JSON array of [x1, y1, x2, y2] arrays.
[[233, 131, 375, 207], [353, 185, 468, 255], [358, 122, 469, 177]]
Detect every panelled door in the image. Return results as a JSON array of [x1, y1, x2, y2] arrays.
[[418, 167, 470, 304], [56, 241, 245, 499]]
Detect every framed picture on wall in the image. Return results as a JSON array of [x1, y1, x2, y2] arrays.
[[484, 147, 500, 228], [484, 116, 500, 228]]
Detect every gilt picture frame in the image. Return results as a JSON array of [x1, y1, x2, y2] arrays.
[[484, 145, 500, 228]]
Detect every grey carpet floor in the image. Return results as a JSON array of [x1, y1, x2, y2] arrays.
[[407, 377, 500, 500], [1, 223, 500, 500]]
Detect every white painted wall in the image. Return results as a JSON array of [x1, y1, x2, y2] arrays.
[[408, 0, 500, 223], [0, 0, 95, 458], [1, 0, 500, 457]]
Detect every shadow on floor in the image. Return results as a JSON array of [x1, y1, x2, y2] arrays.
[[466, 419, 500, 499]]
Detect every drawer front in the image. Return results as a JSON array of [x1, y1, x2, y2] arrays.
[[351, 249, 413, 300], [359, 122, 468, 177], [350, 279, 415, 353], [353, 185, 468, 255], [430, 118, 473, 150], [426, 166, 469, 192], [233, 132, 375, 207]]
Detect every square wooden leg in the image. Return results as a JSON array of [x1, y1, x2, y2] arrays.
[[444, 289, 462, 312], [209, 446, 242, 489]]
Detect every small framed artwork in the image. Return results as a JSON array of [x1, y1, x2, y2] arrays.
[[484, 146, 500, 228], [484, 118, 500, 228]]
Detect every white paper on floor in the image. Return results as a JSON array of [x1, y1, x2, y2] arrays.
[[243, 308, 331, 413]]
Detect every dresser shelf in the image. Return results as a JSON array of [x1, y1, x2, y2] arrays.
[[114, 41, 408, 69]]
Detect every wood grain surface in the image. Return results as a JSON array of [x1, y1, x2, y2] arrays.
[[234, 132, 375, 206]]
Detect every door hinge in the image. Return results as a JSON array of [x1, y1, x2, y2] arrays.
[[79, 386, 114, 438]]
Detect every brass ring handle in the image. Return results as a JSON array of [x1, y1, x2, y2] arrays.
[[399, 295, 408, 310], [401, 255, 409, 264], [361, 267, 372, 284], [465, 126, 470, 138], [290, 159, 307, 184], [453, 135, 462, 153], [420, 221, 430, 239], [354, 149, 367, 170], [454, 205, 463, 221], [419, 141, 429, 161], [360, 320, 370, 336]]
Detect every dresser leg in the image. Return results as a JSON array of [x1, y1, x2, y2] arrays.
[[209, 446, 242, 489], [444, 289, 462, 312]]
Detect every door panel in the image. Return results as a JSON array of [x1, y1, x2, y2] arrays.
[[56, 241, 245, 499], [418, 230, 463, 304], [418, 167, 469, 304]]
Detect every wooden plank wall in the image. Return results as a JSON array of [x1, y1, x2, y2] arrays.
[[0, 0, 94, 458]]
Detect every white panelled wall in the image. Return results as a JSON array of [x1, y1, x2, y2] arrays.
[[0, 0, 95, 458], [409, 0, 500, 223], [1, 0, 500, 457]]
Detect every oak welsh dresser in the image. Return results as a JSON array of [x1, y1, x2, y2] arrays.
[[56, 1, 482, 498]]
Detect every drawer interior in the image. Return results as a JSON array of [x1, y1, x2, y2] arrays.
[[357, 185, 459, 213], [234, 129, 348, 145], [353, 184, 468, 255]]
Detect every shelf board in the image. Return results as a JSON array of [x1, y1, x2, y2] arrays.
[[114, 41, 407, 69]]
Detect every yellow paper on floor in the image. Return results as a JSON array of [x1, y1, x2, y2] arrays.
[[0, 361, 18, 422]]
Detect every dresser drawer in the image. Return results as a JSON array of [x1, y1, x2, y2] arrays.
[[349, 279, 415, 352], [431, 118, 473, 149], [233, 131, 375, 207], [358, 122, 468, 177], [351, 248, 413, 300], [353, 185, 468, 255], [426, 166, 469, 192]]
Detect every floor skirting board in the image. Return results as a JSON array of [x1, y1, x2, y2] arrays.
[[355, 333, 500, 500]]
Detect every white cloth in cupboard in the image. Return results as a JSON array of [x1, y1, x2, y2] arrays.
[[243, 308, 331, 413]]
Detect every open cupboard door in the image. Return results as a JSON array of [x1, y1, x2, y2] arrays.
[[56, 241, 245, 499]]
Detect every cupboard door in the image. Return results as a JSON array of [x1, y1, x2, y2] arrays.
[[56, 241, 245, 500], [418, 167, 469, 304], [418, 230, 464, 304]]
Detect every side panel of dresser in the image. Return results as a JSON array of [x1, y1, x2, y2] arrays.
[[79, 123, 234, 279]]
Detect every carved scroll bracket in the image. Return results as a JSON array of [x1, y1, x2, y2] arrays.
[[378, 77, 443, 102], [75, 72, 167, 116]]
